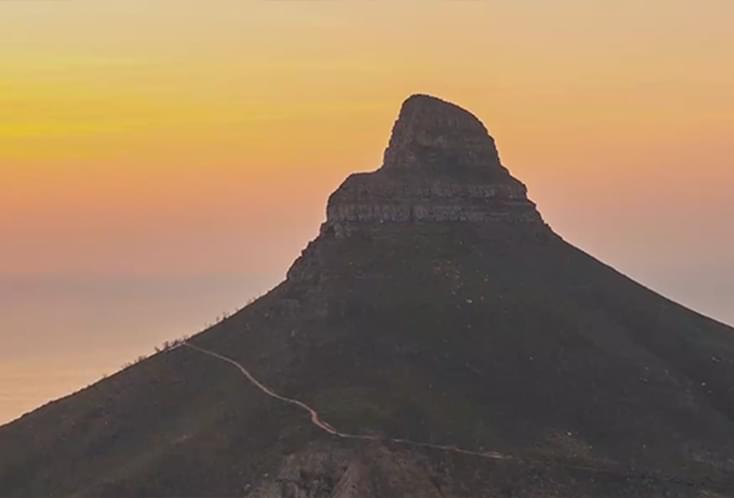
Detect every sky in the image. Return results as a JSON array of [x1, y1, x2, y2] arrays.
[[1, 0, 732, 425]]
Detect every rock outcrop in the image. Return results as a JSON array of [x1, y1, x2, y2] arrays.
[[321, 95, 545, 238], [249, 443, 444, 498], [382, 94, 503, 172]]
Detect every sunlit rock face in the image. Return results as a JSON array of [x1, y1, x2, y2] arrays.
[[321, 94, 546, 237]]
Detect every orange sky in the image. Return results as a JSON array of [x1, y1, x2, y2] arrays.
[[1, 0, 733, 424]]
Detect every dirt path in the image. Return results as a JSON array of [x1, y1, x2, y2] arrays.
[[179, 342, 733, 494], [181, 342, 509, 461]]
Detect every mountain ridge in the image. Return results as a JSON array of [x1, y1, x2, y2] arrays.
[[1, 94, 733, 498]]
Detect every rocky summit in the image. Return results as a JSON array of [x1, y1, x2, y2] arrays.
[[322, 95, 543, 238], [1, 95, 734, 498]]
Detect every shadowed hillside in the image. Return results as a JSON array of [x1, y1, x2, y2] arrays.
[[1, 95, 733, 498]]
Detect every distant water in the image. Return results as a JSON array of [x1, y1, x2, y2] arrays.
[[1, 266, 732, 426], [0, 273, 275, 425]]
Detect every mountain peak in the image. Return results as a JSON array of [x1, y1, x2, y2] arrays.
[[382, 94, 502, 173], [315, 95, 545, 239], [3, 93, 734, 498]]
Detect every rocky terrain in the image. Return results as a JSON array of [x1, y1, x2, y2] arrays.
[[1, 94, 733, 497], [322, 95, 543, 237]]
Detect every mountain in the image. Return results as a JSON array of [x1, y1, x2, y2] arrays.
[[1, 94, 733, 498]]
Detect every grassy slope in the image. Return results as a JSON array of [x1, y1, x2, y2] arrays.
[[0, 223, 733, 496]]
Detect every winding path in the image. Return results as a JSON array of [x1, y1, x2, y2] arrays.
[[178, 342, 731, 493], [181, 342, 509, 461]]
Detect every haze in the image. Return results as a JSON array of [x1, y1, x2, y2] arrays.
[[1, 0, 732, 424]]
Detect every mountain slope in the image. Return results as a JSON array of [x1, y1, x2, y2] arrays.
[[1, 94, 733, 498]]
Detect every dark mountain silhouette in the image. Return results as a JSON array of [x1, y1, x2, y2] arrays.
[[1, 94, 733, 497]]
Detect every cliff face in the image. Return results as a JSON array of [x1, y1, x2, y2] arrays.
[[381, 94, 504, 173], [325, 173, 541, 230], [321, 95, 545, 238]]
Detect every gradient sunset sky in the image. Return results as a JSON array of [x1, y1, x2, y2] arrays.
[[1, 0, 733, 424]]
